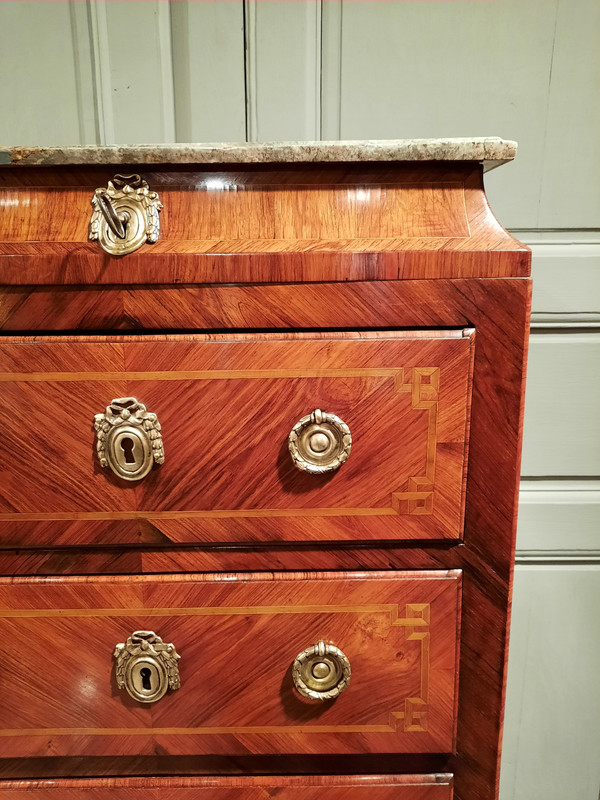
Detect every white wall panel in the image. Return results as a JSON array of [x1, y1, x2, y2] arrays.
[[102, 0, 175, 144], [0, 0, 180, 147], [245, 0, 321, 141], [521, 334, 600, 476], [0, 1, 93, 146], [69, 2, 100, 144], [331, 0, 559, 229], [499, 565, 600, 800], [170, 1, 246, 142], [538, 0, 600, 228], [528, 242, 600, 322], [320, 0, 342, 140], [518, 481, 600, 553]]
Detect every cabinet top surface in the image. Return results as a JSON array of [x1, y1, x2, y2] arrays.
[[1, 137, 516, 169]]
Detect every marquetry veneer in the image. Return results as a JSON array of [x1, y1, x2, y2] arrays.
[[0, 775, 454, 799], [0, 330, 473, 545], [0, 571, 460, 758], [0, 141, 530, 800]]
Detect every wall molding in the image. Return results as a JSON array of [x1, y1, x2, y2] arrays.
[[68, 2, 99, 145], [522, 332, 600, 477], [517, 480, 600, 553], [530, 317, 600, 328], [515, 551, 600, 564], [156, 1, 176, 144], [519, 238, 600, 324], [243, 0, 258, 141], [310, 0, 323, 141], [87, 0, 114, 145], [321, 0, 342, 139]]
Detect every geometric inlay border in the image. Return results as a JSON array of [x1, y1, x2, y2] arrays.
[[0, 367, 441, 521], [0, 602, 431, 736]]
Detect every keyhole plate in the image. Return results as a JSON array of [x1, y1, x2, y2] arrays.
[[105, 424, 153, 481], [96, 197, 147, 256], [125, 656, 168, 703]]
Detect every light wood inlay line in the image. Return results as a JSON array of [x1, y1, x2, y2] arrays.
[[403, 604, 431, 732], [0, 603, 434, 620], [0, 508, 399, 521], [0, 724, 406, 737], [0, 368, 420, 382]]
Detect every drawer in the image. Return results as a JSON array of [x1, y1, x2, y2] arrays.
[[0, 570, 460, 757], [0, 776, 454, 799], [0, 330, 474, 546]]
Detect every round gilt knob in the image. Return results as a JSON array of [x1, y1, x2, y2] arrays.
[[292, 640, 351, 701], [288, 409, 351, 474]]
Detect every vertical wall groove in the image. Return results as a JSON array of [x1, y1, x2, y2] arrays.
[[87, 0, 114, 145], [309, 0, 323, 140], [69, 1, 99, 144], [320, 0, 342, 140], [156, 1, 176, 143], [242, 0, 249, 141], [169, 0, 189, 143], [243, 0, 258, 141]]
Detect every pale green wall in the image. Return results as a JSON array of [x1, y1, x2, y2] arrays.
[[1, 2, 599, 798]]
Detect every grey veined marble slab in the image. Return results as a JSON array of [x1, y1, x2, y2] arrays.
[[0, 138, 517, 170]]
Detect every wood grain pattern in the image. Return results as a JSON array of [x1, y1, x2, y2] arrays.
[[0, 274, 530, 794], [0, 774, 454, 799], [0, 279, 523, 334], [0, 275, 530, 800], [0, 181, 471, 242], [0, 571, 460, 758], [0, 164, 528, 284], [0, 156, 531, 800], [0, 332, 474, 545]]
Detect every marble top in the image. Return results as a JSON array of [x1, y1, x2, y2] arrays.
[[1, 138, 517, 170]]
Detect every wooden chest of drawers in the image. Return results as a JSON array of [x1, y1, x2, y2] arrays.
[[0, 139, 530, 800]]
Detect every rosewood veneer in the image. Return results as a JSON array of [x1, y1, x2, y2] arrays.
[[0, 139, 530, 800]]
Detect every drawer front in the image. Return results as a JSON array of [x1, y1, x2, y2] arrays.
[[0, 776, 454, 799], [0, 331, 473, 546], [0, 571, 460, 757]]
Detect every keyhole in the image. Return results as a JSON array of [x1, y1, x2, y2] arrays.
[[140, 667, 152, 690], [120, 437, 135, 464]]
